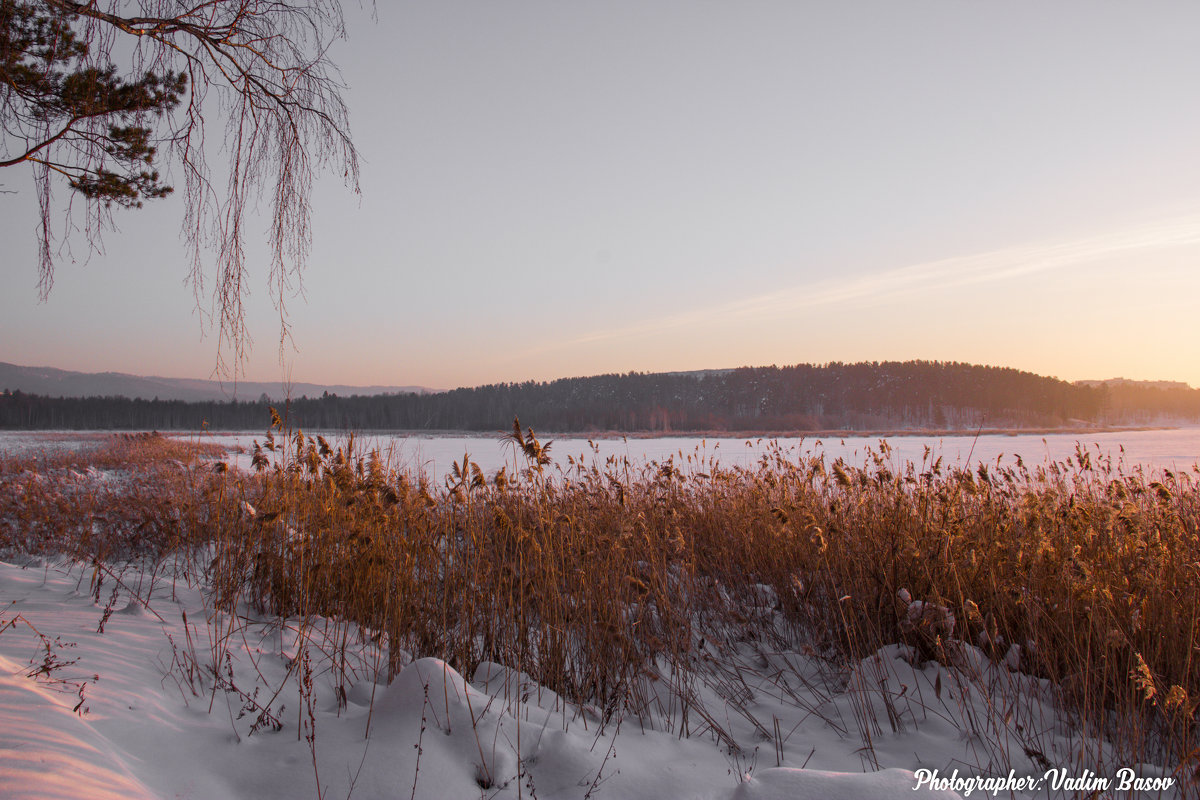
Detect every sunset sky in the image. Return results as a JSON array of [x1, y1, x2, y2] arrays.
[[2, 1, 1198, 391]]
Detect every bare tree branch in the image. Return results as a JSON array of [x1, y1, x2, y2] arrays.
[[1, 0, 361, 375]]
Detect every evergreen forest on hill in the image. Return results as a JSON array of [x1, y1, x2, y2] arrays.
[[3, 361, 1198, 432]]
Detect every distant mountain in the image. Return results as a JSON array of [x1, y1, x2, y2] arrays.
[[1075, 378, 1193, 391], [0, 362, 434, 402]]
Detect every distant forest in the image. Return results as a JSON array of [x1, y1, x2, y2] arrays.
[[3, 361, 1199, 433]]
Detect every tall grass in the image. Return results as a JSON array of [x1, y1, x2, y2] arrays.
[[0, 432, 224, 562], [3, 422, 1198, 789], [192, 417, 1200, 783]]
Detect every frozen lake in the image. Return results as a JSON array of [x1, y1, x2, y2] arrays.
[[4, 426, 1197, 481], [184, 426, 1200, 481]]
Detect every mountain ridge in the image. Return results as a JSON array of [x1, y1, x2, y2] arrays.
[[0, 362, 435, 403]]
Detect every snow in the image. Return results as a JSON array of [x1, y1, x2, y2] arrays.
[[0, 654, 158, 800], [0, 555, 1185, 799], [731, 768, 955, 800]]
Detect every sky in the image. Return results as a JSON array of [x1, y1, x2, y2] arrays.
[[2, 1, 1199, 391]]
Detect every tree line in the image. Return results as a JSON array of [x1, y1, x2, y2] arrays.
[[2, 361, 1197, 433]]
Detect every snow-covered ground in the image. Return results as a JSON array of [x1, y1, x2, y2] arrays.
[[0, 555, 1184, 799]]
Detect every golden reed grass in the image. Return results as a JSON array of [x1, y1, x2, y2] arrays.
[[3, 420, 1197, 787]]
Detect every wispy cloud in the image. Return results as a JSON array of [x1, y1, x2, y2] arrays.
[[524, 212, 1200, 355]]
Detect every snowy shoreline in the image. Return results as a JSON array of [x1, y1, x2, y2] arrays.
[[0, 554, 1183, 799]]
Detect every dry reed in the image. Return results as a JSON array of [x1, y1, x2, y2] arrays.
[[3, 420, 1197, 791]]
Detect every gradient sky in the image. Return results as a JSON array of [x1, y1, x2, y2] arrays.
[[2, 1, 1199, 390]]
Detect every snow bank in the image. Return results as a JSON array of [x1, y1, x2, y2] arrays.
[[0, 556, 1184, 799]]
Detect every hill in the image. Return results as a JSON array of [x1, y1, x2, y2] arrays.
[[0, 362, 434, 403], [8, 359, 1196, 432]]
